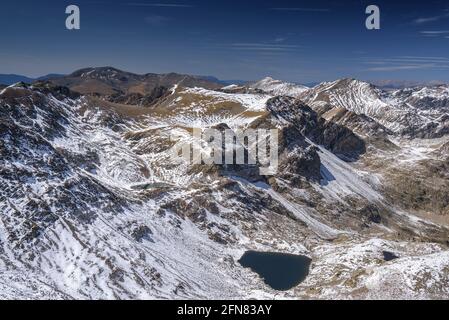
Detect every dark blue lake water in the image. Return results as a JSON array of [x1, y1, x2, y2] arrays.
[[238, 251, 312, 291]]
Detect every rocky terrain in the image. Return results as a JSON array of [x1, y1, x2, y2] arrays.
[[0, 68, 448, 300], [299, 78, 449, 139]]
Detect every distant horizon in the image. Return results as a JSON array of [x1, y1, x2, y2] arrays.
[[1, 66, 448, 88]]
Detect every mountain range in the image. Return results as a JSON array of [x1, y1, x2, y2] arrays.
[[0, 69, 241, 88], [4, 69, 445, 90], [1, 67, 449, 299], [0, 73, 64, 85]]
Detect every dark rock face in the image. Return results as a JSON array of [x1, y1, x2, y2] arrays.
[[383, 251, 399, 261], [261, 96, 366, 185], [142, 86, 170, 106], [248, 97, 323, 184], [359, 204, 383, 224], [266, 96, 318, 136], [131, 224, 153, 242], [273, 123, 322, 184], [108, 86, 170, 107], [321, 108, 392, 138], [108, 92, 143, 105], [400, 120, 449, 139], [265, 96, 366, 161], [32, 81, 80, 100], [278, 145, 322, 185], [211, 122, 231, 132], [313, 119, 366, 161]]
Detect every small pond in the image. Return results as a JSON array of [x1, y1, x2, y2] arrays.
[[238, 251, 312, 291], [382, 251, 399, 261]]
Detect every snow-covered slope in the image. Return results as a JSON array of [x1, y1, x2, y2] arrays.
[[300, 79, 449, 138], [1, 79, 449, 300], [251, 77, 309, 97]]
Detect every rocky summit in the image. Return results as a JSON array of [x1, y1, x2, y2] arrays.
[[1, 69, 449, 299]]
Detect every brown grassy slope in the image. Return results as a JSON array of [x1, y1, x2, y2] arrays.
[[48, 67, 222, 96]]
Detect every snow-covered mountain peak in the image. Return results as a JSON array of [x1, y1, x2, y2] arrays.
[[314, 78, 382, 95], [300, 77, 449, 138], [251, 77, 309, 97]]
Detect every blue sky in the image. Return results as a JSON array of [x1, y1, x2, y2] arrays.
[[1, 0, 449, 83]]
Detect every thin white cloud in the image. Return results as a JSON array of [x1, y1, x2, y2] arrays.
[[419, 30, 449, 38], [413, 12, 449, 24], [271, 7, 330, 12], [231, 43, 301, 52], [397, 56, 449, 60], [232, 43, 301, 48], [414, 16, 442, 24], [366, 64, 436, 72], [382, 58, 449, 64], [420, 30, 449, 34], [364, 61, 388, 65], [127, 2, 193, 7], [274, 37, 287, 43], [362, 57, 449, 64], [228, 43, 303, 53], [361, 56, 449, 72]]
